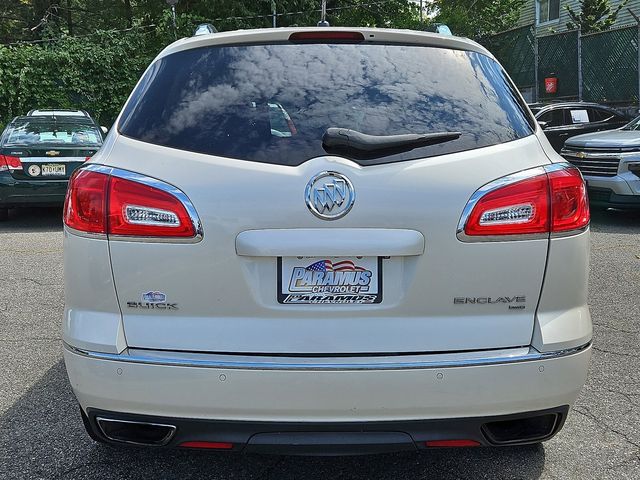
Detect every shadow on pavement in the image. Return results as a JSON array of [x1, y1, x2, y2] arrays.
[[0, 207, 63, 233], [589, 207, 640, 234], [0, 360, 547, 480]]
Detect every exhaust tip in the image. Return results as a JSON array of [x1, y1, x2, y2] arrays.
[[96, 417, 176, 446], [482, 413, 560, 445]]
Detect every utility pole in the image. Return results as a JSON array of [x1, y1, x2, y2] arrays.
[[420, 0, 423, 24]]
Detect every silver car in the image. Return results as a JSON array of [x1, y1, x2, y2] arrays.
[[562, 115, 640, 208], [62, 28, 592, 454]]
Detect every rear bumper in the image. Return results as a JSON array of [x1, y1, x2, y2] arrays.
[[64, 343, 590, 428], [83, 405, 570, 454], [0, 175, 68, 206], [588, 186, 640, 208]]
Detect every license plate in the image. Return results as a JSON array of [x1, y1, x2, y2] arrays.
[[277, 257, 382, 305], [41, 164, 66, 176]]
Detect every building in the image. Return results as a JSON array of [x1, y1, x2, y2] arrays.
[[518, 0, 640, 35]]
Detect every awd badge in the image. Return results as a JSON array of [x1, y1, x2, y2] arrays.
[[127, 291, 178, 310], [142, 291, 166, 303]]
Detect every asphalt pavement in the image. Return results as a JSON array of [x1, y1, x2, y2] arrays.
[[0, 206, 638, 479]]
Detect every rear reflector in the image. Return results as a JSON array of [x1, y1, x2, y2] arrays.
[[425, 439, 481, 448], [64, 168, 197, 238], [461, 165, 589, 238], [0, 155, 23, 171], [289, 31, 365, 43], [179, 441, 234, 450]]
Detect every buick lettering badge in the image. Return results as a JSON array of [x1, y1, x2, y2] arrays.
[[305, 171, 355, 220]]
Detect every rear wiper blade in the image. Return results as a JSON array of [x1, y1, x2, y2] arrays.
[[322, 128, 461, 158]]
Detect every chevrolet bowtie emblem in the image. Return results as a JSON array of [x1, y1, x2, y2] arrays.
[[45, 150, 61, 156]]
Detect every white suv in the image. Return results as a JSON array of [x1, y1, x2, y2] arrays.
[[62, 28, 592, 454]]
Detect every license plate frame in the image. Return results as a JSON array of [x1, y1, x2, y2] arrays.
[[277, 256, 383, 305], [41, 164, 66, 176]]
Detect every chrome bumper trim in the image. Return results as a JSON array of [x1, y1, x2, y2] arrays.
[[63, 342, 591, 371]]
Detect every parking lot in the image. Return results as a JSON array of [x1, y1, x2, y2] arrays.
[[0, 206, 638, 480]]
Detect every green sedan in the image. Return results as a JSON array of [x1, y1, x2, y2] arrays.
[[0, 115, 103, 220]]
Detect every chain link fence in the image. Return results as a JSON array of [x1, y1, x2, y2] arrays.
[[582, 26, 638, 103], [482, 25, 536, 91], [481, 23, 640, 108], [537, 30, 579, 100]]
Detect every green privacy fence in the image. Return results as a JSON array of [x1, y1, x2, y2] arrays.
[[482, 24, 640, 105], [537, 30, 579, 100], [582, 26, 638, 103], [482, 25, 536, 90]]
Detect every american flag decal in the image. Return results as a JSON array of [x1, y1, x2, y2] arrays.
[[306, 259, 366, 272]]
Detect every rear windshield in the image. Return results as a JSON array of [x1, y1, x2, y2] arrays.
[[119, 43, 533, 166], [3, 120, 102, 147]]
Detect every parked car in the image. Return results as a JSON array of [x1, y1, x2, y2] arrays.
[[529, 102, 629, 152], [0, 115, 103, 220], [27, 108, 91, 118], [28, 108, 109, 135], [62, 28, 591, 454], [561, 115, 640, 208]]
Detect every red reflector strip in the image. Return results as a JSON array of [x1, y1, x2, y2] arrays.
[[289, 31, 365, 42], [179, 441, 234, 450], [425, 439, 481, 448]]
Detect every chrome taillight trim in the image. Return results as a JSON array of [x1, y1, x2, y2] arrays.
[[65, 164, 204, 244], [456, 162, 589, 243]]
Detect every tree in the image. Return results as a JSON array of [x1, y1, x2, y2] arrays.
[[0, 1, 423, 43], [565, 0, 628, 33], [432, 0, 526, 39]]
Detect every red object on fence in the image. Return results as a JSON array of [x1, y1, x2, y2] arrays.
[[545, 77, 558, 94]]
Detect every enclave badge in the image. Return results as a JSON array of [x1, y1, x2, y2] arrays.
[[305, 171, 355, 220]]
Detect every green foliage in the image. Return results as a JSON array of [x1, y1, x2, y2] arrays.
[[0, 1, 423, 130], [565, 0, 628, 33], [0, 29, 163, 129], [433, 0, 526, 38]]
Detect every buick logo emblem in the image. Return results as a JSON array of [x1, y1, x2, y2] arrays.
[[305, 171, 355, 220]]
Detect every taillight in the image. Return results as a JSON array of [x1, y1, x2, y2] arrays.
[[459, 164, 589, 240], [64, 167, 199, 239], [463, 173, 549, 237], [108, 176, 195, 237], [547, 167, 589, 232], [64, 170, 109, 234], [0, 155, 23, 171]]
